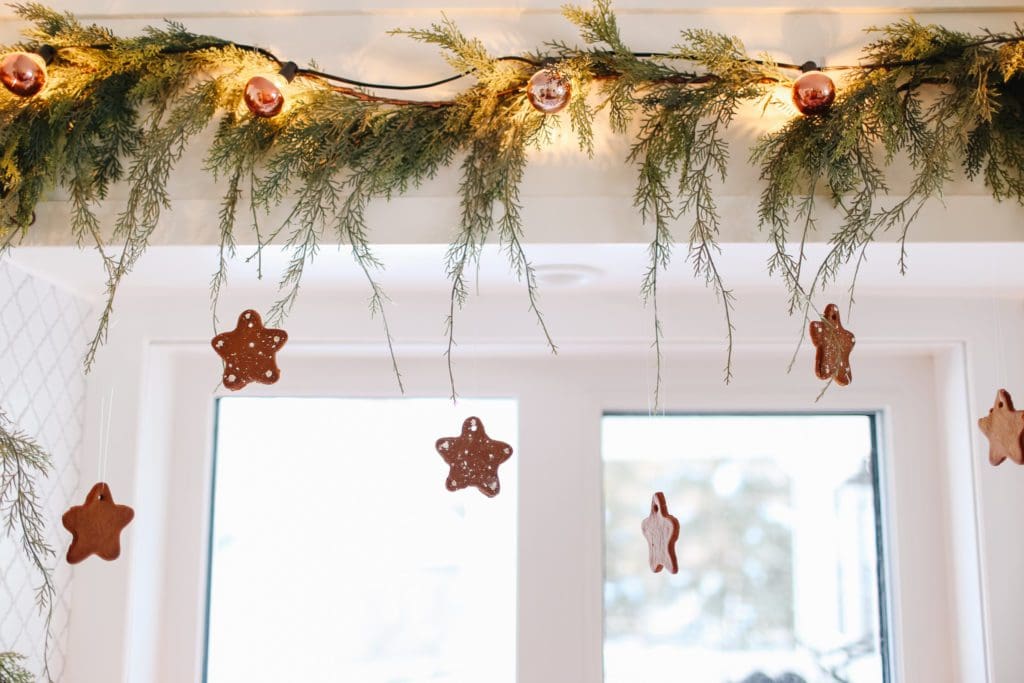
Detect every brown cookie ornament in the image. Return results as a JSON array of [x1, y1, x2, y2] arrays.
[[62, 483, 135, 564], [978, 389, 1024, 466], [641, 492, 680, 574], [434, 417, 513, 497], [211, 309, 288, 391], [809, 303, 855, 386]]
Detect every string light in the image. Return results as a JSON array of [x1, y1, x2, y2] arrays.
[[0, 45, 55, 97], [526, 68, 571, 114], [15, 35, 1023, 116], [243, 61, 298, 118], [792, 61, 836, 116]]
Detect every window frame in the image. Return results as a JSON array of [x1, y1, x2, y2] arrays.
[[124, 348, 943, 683], [599, 410, 892, 683], [65, 289, 1002, 683]]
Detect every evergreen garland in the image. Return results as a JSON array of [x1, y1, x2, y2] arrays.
[[0, 3, 1022, 675], [0, 2, 1020, 396]]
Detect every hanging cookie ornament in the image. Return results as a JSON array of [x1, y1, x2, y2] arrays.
[[434, 417, 513, 497], [978, 389, 1024, 466], [792, 62, 836, 116], [526, 68, 571, 114], [211, 309, 288, 390], [809, 303, 855, 386], [62, 483, 135, 564], [641, 492, 679, 574]]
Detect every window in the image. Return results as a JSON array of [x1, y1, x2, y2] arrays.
[[603, 414, 888, 683], [204, 397, 518, 683]]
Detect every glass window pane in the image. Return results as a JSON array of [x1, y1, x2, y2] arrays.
[[602, 414, 887, 683], [205, 398, 517, 683]]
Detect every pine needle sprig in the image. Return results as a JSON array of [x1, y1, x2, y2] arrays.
[[85, 77, 224, 370], [205, 109, 280, 326], [0, 652, 34, 683], [1, 2, 1024, 400], [756, 19, 1024, 346], [0, 409, 56, 682]]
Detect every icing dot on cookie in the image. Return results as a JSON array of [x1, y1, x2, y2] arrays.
[[273, 336, 280, 343], [227, 374, 237, 382], [248, 342, 255, 348], [265, 370, 273, 378]]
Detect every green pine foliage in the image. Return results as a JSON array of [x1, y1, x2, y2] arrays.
[[0, 652, 35, 683], [753, 21, 1024, 342], [0, 2, 1022, 398], [0, 409, 54, 682]]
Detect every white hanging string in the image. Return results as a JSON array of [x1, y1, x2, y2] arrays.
[[991, 294, 1010, 391], [96, 388, 114, 484], [643, 296, 655, 418]]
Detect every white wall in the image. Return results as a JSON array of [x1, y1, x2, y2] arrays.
[[0, 261, 89, 680]]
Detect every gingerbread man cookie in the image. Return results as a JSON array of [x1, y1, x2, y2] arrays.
[[809, 303, 855, 386], [62, 483, 135, 564], [211, 309, 288, 391], [641, 492, 680, 574], [434, 417, 513, 497], [978, 389, 1024, 466]]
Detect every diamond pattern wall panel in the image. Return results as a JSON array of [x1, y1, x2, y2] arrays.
[[0, 260, 89, 681]]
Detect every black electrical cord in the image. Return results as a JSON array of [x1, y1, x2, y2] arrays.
[[44, 31, 1024, 93]]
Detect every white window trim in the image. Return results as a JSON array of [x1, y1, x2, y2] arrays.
[[66, 289, 1006, 683]]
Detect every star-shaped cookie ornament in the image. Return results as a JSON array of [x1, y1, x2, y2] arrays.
[[435, 417, 513, 498], [978, 389, 1024, 466], [809, 303, 855, 386], [211, 309, 288, 391], [62, 483, 135, 564], [641, 492, 680, 574]]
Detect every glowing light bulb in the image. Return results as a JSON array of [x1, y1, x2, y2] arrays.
[[792, 62, 835, 116], [526, 68, 571, 114], [1, 46, 55, 98], [243, 61, 298, 119]]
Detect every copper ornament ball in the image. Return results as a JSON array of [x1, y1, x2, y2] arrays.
[[792, 70, 836, 116], [527, 69, 571, 114], [1, 52, 47, 98], [244, 76, 285, 118]]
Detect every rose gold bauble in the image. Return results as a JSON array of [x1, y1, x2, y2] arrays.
[[792, 71, 836, 116], [1, 53, 47, 98], [244, 76, 284, 118], [526, 69, 571, 114]]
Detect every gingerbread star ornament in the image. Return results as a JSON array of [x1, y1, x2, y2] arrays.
[[809, 303, 855, 386], [62, 483, 135, 564], [978, 389, 1024, 466], [211, 309, 288, 391], [641, 492, 680, 574], [435, 417, 513, 497]]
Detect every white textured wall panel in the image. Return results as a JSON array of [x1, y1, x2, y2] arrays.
[[0, 260, 90, 680]]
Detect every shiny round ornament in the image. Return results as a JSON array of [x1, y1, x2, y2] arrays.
[[792, 70, 836, 116], [526, 69, 571, 114], [244, 76, 285, 118], [1, 52, 47, 98]]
